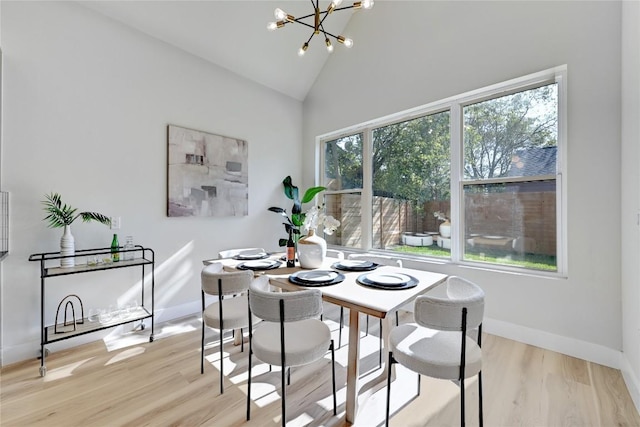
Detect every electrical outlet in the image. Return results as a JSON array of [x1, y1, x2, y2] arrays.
[[110, 216, 121, 230]]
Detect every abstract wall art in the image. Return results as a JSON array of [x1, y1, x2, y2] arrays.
[[167, 125, 248, 217]]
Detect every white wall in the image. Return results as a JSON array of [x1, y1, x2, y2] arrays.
[[621, 0, 640, 410], [304, 1, 624, 367], [0, 1, 303, 364]]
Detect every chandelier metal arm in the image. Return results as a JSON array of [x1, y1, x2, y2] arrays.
[[293, 19, 341, 41]]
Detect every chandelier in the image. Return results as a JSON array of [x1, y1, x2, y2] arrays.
[[267, 0, 374, 56]]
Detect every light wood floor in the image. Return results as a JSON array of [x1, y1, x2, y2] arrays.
[[2, 307, 639, 427]]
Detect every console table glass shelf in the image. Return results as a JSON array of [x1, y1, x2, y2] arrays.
[[29, 245, 155, 376]]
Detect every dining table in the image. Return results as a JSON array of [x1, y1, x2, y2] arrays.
[[209, 253, 448, 424]]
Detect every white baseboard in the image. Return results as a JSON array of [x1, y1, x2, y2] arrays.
[[483, 317, 622, 369], [620, 353, 640, 414]]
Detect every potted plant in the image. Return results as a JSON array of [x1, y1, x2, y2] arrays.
[[433, 211, 451, 238], [268, 176, 339, 268], [42, 193, 111, 267], [268, 176, 326, 247]]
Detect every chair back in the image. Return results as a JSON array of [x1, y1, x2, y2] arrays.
[[201, 262, 254, 296], [414, 276, 484, 331], [217, 247, 266, 259], [347, 253, 403, 267], [249, 280, 323, 323], [326, 249, 344, 260]]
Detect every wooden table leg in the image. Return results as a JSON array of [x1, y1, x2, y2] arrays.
[[354, 315, 397, 400], [345, 309, 361, 424]]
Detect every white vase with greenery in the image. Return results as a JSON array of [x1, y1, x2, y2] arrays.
[[42, 193, 111, 268], [297, 205, 340, 269]]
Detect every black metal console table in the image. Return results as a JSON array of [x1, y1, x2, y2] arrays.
[[28, 245, 155, 376]]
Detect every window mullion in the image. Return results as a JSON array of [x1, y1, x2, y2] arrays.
[[450, 104, 462, 263], [362, 128, 373, 250]]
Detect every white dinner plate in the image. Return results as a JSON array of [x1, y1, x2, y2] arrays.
[[236, 252, 268, 260], [482, 235, 505, 240], [364, 272, 411, 285], [294, 270, 340, 283], [243, 259, 277, 268]]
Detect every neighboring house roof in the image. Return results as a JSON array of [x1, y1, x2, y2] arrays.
[[507, 146, 557, 177]]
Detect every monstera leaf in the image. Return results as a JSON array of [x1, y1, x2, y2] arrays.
[[269, 176, 326, 246]]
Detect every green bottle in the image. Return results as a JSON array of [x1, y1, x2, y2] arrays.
[[111, 234, 120, 262]]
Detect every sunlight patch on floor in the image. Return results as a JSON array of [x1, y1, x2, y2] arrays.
[[102, 314, 198, 352], [287, 412, 314, 426], [44, 358, 94, 382], [105, 346, 146, 365], [253, 383, 281, 407]]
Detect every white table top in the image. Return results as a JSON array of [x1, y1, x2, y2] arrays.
[[216, 255, 448, 319]]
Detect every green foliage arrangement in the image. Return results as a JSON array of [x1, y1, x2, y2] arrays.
[[42, 193, 111, 228], [268, 176, 325, 247]]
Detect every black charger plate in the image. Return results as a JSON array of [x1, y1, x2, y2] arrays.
[[236, 259, 282, 271], [356, 272, 418, 290], [289, 270, 345, 287]]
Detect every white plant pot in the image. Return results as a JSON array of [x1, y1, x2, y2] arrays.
[[297, 229, 327, 269], [439, 221, 451, 238], [60, 224, 75, 268]]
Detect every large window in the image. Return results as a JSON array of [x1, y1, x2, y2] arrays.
[[371, 111, 450, 256], [462, 84, 558, 270], [320, 67, 565, 274], [323, 134, 363, 248]]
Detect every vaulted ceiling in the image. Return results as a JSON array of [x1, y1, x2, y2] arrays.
[[79, 1, 357, 101]]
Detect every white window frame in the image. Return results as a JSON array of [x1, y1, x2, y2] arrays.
[[317, 65, 567, 276]]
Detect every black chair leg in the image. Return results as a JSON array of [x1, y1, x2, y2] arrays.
[[280, 317, 287, 427], [460, 377, 465, 427], [395, 310, 399, 326], [365, 315, 369, 336], [219, 330, 224, 394], [338, 307, 344, 348], [379, 319, 383, 368], [478, 371, 483, 427], [201, 322, 205, 374], [246, 349, 252, 420], [287, 367, 291, 386], [385, 351, 394, 427], [281, 364, 286, 427], [240, 328, 244, 352], [330, 340, 337, 415], [417, 373, 421, 396]]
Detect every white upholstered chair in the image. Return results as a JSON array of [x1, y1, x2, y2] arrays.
[[200, 262, 256, 394], [246, 276, 337, 426], [217, 247, 266, 259], [385, 276, 485, 427]]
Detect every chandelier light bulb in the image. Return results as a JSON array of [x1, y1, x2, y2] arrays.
[[274, 8, 287, 20], [328, 0, 343, 12], [298, 43, 309, 56], [363, 0, 374, 9], [267, 22, 278, 31], [325, 38, 334, 53], [338, 36, 354, 48]]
